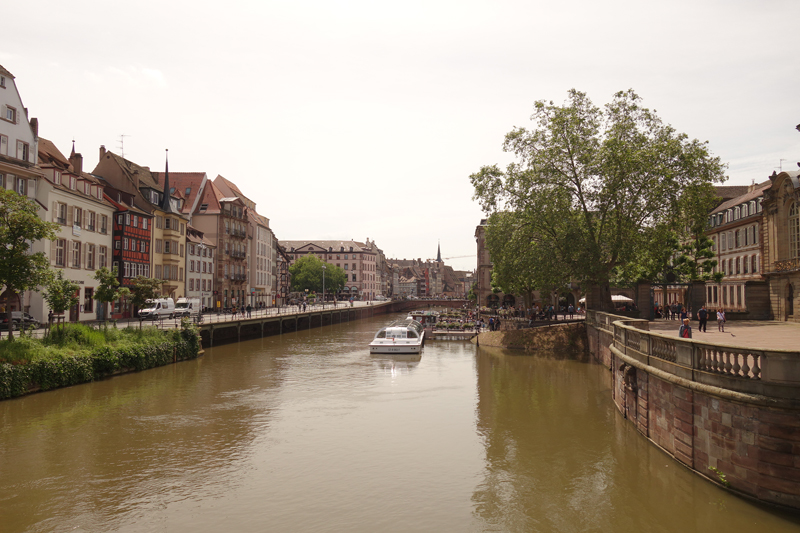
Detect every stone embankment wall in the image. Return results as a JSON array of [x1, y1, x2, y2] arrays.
[[474, 323, 587, 358], [587, 311, 800, 510]]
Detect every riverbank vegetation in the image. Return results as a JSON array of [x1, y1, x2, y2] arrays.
[[0, 320, 201, 400]]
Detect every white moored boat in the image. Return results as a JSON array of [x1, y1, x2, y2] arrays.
[[369, 318, 425, 354]]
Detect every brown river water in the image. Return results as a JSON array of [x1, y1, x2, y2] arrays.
[[1, 313, 799, 532]]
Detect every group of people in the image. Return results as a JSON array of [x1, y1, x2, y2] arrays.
[[676, 305, 727, 339]]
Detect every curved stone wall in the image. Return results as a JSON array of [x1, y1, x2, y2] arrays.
[[587, 310, 800, 510]]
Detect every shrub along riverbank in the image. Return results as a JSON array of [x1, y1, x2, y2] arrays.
[[0, 320, 201, 400]]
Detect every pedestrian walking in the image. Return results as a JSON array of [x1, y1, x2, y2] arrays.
[[679, 318, 692, 339], [698, 305, 708, 332], [246, 304, 252, 318], [495, 317, 501, 331], [568, 304, 574, 319], [717, 308, 726, 332], [680, 306, 688, 321]]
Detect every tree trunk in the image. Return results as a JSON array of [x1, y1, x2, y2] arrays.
[[6, 289, 15, 341]]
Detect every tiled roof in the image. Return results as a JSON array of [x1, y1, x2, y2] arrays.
[[711, 181, 771, 214], [158, 172, 206, 215], [279, 240, 371, 253], [38, 138, 111, 207], [0, 65, 13, 79], [99, 149, 161, 191]]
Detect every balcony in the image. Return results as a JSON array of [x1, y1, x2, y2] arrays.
[[773, 258, 800, 273], [227, 250, 246, 259]]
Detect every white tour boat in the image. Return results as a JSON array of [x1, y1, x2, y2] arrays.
[[369, 318, 425, 354]]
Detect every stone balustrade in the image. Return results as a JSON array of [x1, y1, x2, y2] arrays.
[[591, 310, 800, 401]]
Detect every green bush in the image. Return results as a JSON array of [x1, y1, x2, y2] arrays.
[[0, 321, 201, 400]]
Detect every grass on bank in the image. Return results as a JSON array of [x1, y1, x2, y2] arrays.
[[0, 322, 186, 364], [0, 321, 202, 400]]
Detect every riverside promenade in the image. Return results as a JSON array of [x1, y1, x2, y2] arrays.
[[647, 318, 800, 351]]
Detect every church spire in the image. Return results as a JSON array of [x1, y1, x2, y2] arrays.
[[160, 149, 176, 213], [436, 241, 442, 262]]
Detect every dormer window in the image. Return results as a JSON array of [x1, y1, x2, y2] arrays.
[[200, 203, 208, 211], [70, 177, 76, 190], [54, 171, 61, 185]]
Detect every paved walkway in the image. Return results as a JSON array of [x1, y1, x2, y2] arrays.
[[647, 318, 800, 351]]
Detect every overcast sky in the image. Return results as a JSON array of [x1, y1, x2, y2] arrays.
[[4, 0, 799, 271]]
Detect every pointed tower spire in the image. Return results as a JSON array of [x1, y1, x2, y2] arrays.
[[436, 240, 442, 262], [70, 139, 76, 157], [160, 149, 176, 213]]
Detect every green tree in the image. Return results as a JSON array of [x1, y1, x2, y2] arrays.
[[43, 270, 79, 331], [484, 210, 569, 308], [0, 188, 59, 340], [93, 266, 130, 323], [129, 275, 164, 313], [289, 255, 347, 301], [471, 89, 726, 311]]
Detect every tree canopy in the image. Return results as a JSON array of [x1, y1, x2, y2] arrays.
[[129, 275, 164, 311], [470, 89, 726, 310], [94, 266, 130, 322], [43, 270, 80, 326], [0, 188, 59, 339], [289, 255, 346, 298]]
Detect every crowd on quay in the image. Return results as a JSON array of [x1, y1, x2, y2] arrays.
[[655, 303, 728, 339], [456, 303, 585, 332]]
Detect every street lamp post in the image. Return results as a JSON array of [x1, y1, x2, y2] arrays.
[[322, 264, 327, 309]]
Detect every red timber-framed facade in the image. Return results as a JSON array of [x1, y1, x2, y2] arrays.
[[103, 186, 153, 318]]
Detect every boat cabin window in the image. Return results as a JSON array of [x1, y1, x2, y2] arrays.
[[407, 331, 418, 339], [376, 330, 386, 338]]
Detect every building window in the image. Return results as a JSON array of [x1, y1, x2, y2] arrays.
[[140, 241, 146, 252], [736, 257, 741, 274], [752, 255, 758, 273], [87, 211, 96, 231], [115, 240, 121, 250], [99, 246, 107, 268], [55, 239, 66, 267], [87, 244, 96, 269], [72, 241, 81, 268], [5, 106, 17, 123], [352, 274, 357, 281], [123, 238, 129, 250], [0, 135, 7, 155], [57, 203, 67, 225]]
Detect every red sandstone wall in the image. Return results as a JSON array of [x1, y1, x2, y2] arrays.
[[593, 321, 800, 510]]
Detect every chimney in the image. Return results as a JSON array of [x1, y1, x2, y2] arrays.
[[100, 145, 106, 159], [69, 151, 83, 176], [30, 117, 38, 137]]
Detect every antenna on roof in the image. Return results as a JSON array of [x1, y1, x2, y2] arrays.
[[777, 159, 787, 172], [118, 134, 131, 158]]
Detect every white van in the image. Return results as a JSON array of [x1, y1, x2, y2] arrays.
[[174, 297, 201, 318], [138, 298, 176, 319]]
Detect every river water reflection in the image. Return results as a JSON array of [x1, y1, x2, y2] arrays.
[[1, 313, 799, 532]]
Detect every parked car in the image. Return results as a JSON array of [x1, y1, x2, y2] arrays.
[[138, 298, 176, 319], [12, 312, 40, 329], [0, 313, 18, 331]]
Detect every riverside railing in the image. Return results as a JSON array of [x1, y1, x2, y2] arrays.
[[587, 310, 800, 400]]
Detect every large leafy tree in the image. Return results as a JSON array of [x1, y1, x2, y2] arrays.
[[484, 210, 570, 308], [43, 270, 79, 330], [471, 89, 726, 311], [289, 255, 346, 300], [0, 188, 59, 340], [94, 267, 130, 322]]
